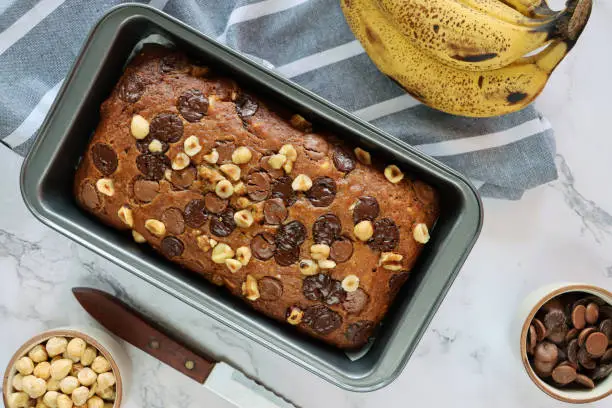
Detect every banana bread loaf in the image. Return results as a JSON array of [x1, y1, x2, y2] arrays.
[[74, 46, 439, 349]]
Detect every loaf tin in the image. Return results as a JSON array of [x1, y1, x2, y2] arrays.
[[20, 4, 482, 392]]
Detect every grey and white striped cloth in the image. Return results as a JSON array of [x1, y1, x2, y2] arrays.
[[0, 0, 558, 199]]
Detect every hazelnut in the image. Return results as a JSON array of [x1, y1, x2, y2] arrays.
[[35, 399, 48, 408], [46, 379, 60, 392], [96, 372, 115, 391], [267, 154, 286, 170], [104, 404, 113, 408], [77, 368, 97, 387], [90, 357, 110, 374], [233, 181, 247, 196], [250, 202, 265, 223], [225, 259, 243, 274], [318, 259, 336, 270], [282, 160, 293, 174], [289, 114, 312, 132], [144, 219, 166, 236], [130, 115, 149, 139], [215, 179, 234, 199], [231, 146, 252, 164], [279, 144, 298, 162], [298, 259, 319, 276], [203, 149, 219, 164], [132, 230, 146, 243], [198, 165, 225, 186], [164, 168, 173, 181], [235, 197, 251, 209], [233, 209, 254, 228], [171, 152, 190, 171], [384, 165, 404, 184], [310, 244, 330, 260], [22, 375, 47, 398], [95, 385, 115, 401], [209, 239, 218, 248], [354, 147, 371, 165], [43, 391, 60, 408], [116, 206, 133, 228], [12, 373, 24, 391], [59, 376, 79, 394], [69, 363, 84, 377], [219, 164, 241, 181], [196, 235, 211, 252], [413, 223, 430, 244], [286, 306, 304, 325], [50, 359, 72, 381], [354, 220, 374, 241], [291, 174, 312, 192], [7, 392, 29, 408], [28, 345, 49, 363], [80, 347, 97, 367], [95, 179, 114, 197], [319, 160, 331, 171], [15, 356, 35, 375], [71, 387, 89, 406], [33, 362, 51, 380], [341, 275, 360, 292], [148, 139, 163, 153], [66, 338, 86, 362], [56, 394, 73, 408], [183, 136, 202, 157], [88, 383, 97, 399], [241, 275, 260, 301], [211, 243, 234, 264], [235, 246, 251, 266], [378, 252, 403, 271], [87, 397, 104, 408]]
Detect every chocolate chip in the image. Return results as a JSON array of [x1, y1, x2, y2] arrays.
[[565, 328, 579, 343], [177, 89, 208, 122], [184, 199, 208, 228], [161, 207, 185, 235], [568, 339, 579, 365], [235, 93, 258, 118], [91, 144, 118, 175], [260, 156, 285, 179], [575, 374, 595, 389], [271, 176, 297, 206], [586, 302, 600, 325], [161, 236, 184, 258], [160, 54, 187, 73], [258, 277, 283, 301], [352, 196, 380, 224], [534, 360, 555, 378], [149, 113, 183, 143], [600, 348, 612, 364], [136, 154, 167, 180], [275, 221, 306, 251], [343, 289, 369, 314], [345, 321, 374, 345], [368, 218, 399, 252], [302, 273, 346, 306], [251, 232, 276, 260], [118, 73, 145, 103], [532, 318, 547, 342], [274, 246, 300, 266], [330, 237, 353, 263], [578, 347, 596, 370], [572, 305, 587, 329], [600, 318, 612, 340], [528, 326, 537, 355], [170, 167, 196, 189], [263, 198, 287, 225], [578, 327, 596, 347], [81, 181, 101, 209], [215, 141, 236, 164], [303, 305, 342, 335], [133, 179, 159, 202], [247, 171, 271, 202], [332, 146, 356, 173], [551, 364, 577, 385], [312, 214, 341, 245], [593, 364, 612, 381], [307, 177, 336, 207], [209, 208, 236, 237], [388, 272, 409, 299], [303, 134, 328, 160], [204, 192, 228, 214], [534, 342, 558, 363], [585, 332, 608, 358]]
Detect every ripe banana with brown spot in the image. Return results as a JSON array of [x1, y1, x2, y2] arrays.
[[340, 0, 591, 117], [378, 0, 577, 71], [501, 0, 556, 17]]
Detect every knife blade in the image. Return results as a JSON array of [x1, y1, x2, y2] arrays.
[[72, 287, 298, 408]]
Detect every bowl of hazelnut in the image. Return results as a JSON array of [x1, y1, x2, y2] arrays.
[[3, 327, 129, 408], [516, 283, 612, 404]]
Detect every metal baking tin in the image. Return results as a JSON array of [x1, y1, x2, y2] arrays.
[[20, 4, 482, 392]]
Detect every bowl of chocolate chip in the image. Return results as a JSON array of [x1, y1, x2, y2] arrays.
[[517, 284, 612, 403]]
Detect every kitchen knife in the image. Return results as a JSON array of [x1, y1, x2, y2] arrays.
[[72, 287, 298, 408]]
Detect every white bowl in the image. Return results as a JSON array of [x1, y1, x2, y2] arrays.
[[513, 283, 612, 404], [3, 326, 130, 407]]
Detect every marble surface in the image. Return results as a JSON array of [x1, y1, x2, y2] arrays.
[[1, 1, 612, 407]]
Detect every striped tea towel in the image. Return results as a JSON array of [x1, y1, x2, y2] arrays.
[[0, 0, 558, 200]]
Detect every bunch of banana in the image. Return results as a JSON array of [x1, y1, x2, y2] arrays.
[[341, 0, 592, 117]]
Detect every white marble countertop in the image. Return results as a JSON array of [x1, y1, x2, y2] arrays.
[[1, 1, 611, 407]]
